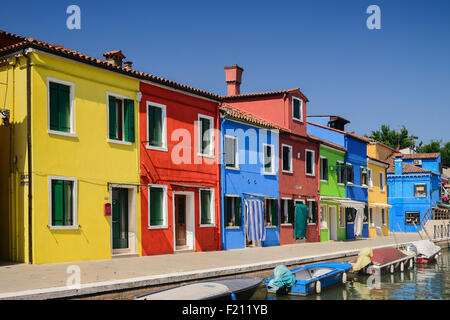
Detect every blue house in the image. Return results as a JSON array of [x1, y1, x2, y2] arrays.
[[307, 117, 369, 239], [220, 104, 280, 250], [387, 153, 442, 232]]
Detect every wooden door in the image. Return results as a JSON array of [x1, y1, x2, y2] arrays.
[[112, 188, 128, 249], [175, 195, 186, 247]]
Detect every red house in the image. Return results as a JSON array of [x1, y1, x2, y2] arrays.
[[222, 65, 321, 243], [139, 79, 221, 255]]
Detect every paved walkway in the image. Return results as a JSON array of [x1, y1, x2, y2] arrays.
[[0, 233, 425, 299]]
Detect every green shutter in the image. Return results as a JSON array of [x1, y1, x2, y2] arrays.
[[49, 83, 59, 131], [63, 181, 74, 226], [271, 200, 278, 226], [52, 180, 64, 226], [124, 99, 135, 142], [59, 84, 71, 132], [200, 190, 211, 225], [109, 96, 117, 140], [150, 187, 164, 226], [149, 106, 162, 147], [201, 118, 211, 155]]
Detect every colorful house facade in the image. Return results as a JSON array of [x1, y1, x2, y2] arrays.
[[0, 32, 141, 263], [219, 104, 280, 249], [222, 65, 321, 244], [138, 77, 221, 255], [387, 153, 442, 232]]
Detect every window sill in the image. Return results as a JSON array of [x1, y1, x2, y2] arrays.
[[108, 139, 132, 146], [225, 226, 241, 230], [48, 130, 77, 138], [337, 183, 345, 186], [281, 223, 293, 226], [198, 153, 215, 159], [200, 224, 216, 228], [307, 223, 317, 226], [320, 179, 328, 183], [305, 173, 315, 177], [263, 172, 276, 176], [320, 227, 328, 230], [146, 145, 168, 152], [293, 117, 303, 123], [148, 225, 168, 230], [226, 166, 240, 171], [339, 226, 346, 229], [361, 185, 369, 189], [48, 225, 79, 230], [265, 225, 277, 229], [347, 182, 354, 186]]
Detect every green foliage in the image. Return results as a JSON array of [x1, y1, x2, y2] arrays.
[[417, 140, 450, 167], [365, 125, 418, 150]]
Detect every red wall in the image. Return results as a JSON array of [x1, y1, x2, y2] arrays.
[[139, 82, 221, 255]]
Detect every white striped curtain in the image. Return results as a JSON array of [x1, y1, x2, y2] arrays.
[[244, 199, 266, 241]]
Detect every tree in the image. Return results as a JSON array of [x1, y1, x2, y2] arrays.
[[365, 125, 418, 150], [417, 140, 450, 167]]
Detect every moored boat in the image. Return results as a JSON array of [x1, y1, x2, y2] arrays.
[[351, 247, 416, 275], [134, 277, 264, 300], [405, 240, 441, 264], [266, 262, 352, 296]]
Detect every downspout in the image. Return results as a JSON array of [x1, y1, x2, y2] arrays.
[[23, 49, 32, 264]]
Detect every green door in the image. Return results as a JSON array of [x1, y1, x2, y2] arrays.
[[112, 188, 129, 249]]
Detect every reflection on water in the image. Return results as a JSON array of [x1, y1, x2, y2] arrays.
[[252, 247, 449, 300]]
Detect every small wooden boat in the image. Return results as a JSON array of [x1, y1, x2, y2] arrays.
[[266, 262, 352, 296], [134, 277, 263, 300], [405, 240, 441, 264], [353, 247, 416, 275]]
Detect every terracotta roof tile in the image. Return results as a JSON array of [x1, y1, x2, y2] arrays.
[[401, 153, 440, 160], [220, 104, 284, 130], [386, 156, 438, 175], [222, 88, 309, 102]]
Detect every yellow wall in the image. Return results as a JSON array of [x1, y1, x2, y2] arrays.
[[2, 50, 141, 263], [367, 143, 395, 162], [367, 161, 390, 237]]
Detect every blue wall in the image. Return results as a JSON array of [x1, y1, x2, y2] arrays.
[[344, 135, 369, 238], [403, 155, 441, 175], [220, 118, 280, 250], [387, 170, 440, 232], [307, 122, 345, 147]]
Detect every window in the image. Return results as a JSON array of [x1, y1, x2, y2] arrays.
[[367, 168, 373, 189], [369, 208, 374, 227], [381, 208, 386, 226], [48, 79, 74, 135], [292, 97, 303, 121], [379, 171, 385, 192], [264, 199, 278, 227], [361, 167, 368, 186], [147, 101, 167, 150], [414, 184, 427, 198], [320, 205, 327, 229], [405, 211, 420, 225], [148, 185, 168, 228], [320, 157, 328, 181], [263, 144, 275, 174], [307, 200, 317, 224], [281, 199, 294, 224], [346, 208, 356, 223], [282, 145, 293, 173], [337, 161, 345, 184], [339, 207, 345, 228], [225, 196, 241, 227], [305, 149, 315, 176], [198, 114, 214, 157], [200, 189, 214, 226], [49, 177, 77, 228], [225, 136, 238, 169], [346, 163, 354, 184], [363, 205, 369, 223], [108, 94, 135, 143]]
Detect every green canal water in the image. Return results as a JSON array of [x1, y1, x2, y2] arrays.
[[251, 247, 450, 300]]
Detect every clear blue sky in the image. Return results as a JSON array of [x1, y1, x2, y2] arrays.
[[1, 0, 449, 143]]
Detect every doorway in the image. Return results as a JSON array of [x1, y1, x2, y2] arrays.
[[173, 191, 195, 251], [329, 206, 337, 240], [112, 188, 129, 250], [375, 208, 382, 236]]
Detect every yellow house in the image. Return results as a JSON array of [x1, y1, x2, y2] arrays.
[[367, 141, 395, 237], [0, 31, 141, 263]]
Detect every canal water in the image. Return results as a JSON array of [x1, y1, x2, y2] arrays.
[[251, 247, 449, 300]]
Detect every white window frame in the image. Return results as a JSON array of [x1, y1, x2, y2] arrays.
[[199, 188, 215, 227], [106, 92, 132, 146], [198, 114, 215, 158], [146, 101, 168, 152], [148, 184, 168, 229], [361, 166, 368, 188], [305, 149, 315, 176], [320, 204, 328, 230], [292, 97, 303, 122], [414, 183, 427, 198], [47, 77, 76, 138], [367, 168, 373, 190], [263, 143, 276, 175], [346, 162, 354, 185], [281, 144, 293, 173], [281, 197, 293, 225], [307, 199, 317, 225], [380, 171, 385, 192], [224, 135, 239, 170], [48, 176, 78, 230], [320, 156, 328, 182]]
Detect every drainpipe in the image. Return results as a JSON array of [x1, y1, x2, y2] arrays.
[[23, 49, 32, 264]]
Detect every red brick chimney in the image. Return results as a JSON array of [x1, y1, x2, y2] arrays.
[[103, 50, 126, 67], [224, 64, 244, 96]]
